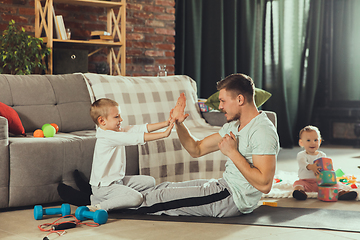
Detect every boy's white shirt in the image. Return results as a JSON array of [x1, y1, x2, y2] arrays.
[[89, 124, 148, 187]]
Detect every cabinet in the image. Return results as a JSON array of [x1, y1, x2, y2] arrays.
[[34, 0, 126, 75]]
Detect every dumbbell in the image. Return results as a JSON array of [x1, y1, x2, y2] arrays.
[[34, 204, 71, 220], [75, 206, 108, 225]]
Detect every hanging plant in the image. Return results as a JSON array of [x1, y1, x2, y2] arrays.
[[0, 20, 51, 75]]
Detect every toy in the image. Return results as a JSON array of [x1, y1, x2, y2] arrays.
[[75, 206, 108, 225], [34, 204, 71, 220], [33, 129, 44, 138], [263, 201, 277, 207], [318, 186, 338, 202], [50, 123, 59, 133], [316, 170, 337, 186], [314, 157, 334, 172], [42, 124, 56, 137]]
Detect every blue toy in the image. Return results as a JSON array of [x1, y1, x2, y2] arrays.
[[75, 206, 108, 225]]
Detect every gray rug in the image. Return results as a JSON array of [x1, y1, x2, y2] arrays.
[[110, 206, 360, 233]]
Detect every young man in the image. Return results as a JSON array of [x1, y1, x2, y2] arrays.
[[132, 73, 280, 217]]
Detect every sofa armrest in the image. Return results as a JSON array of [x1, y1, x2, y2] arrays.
[[201, 111, 277, 128], [201, 111, 227, 126], [0, 116, 9, 208], [0, 116, 8, 146]]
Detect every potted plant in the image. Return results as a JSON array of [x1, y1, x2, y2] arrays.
[[0, 20, 51, 75]]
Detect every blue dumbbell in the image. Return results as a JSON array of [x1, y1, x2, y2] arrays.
[[75, 206, 108, 225], [34, 204, 71, 220]]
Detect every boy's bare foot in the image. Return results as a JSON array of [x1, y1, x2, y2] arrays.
[[292, 189, 307, 200]]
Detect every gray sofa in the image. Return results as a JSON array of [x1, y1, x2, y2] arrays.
[[0, 73, 276, 210]]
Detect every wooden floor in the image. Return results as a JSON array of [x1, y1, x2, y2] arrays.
[[1, 145, 360, 240]]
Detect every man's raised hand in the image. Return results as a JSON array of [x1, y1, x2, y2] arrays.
[[171, 93, 189, 123]]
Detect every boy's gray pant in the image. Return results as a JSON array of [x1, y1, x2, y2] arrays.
[[90, 175, 155, 211]]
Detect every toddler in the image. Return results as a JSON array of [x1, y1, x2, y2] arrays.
[[292, 125, 357, 201]]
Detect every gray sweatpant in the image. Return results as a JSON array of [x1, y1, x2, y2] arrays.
[[136, 178, 242, 217], [90, 175, 155, 211]]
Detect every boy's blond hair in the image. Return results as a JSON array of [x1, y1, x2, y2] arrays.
[[299, 125, 322, 140], [90, 98, 119, 125]]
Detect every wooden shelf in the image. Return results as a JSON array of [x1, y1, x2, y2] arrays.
[[53, 39, 124, 46], [45, 0, 124, 7], [35, 0, 126, 75]]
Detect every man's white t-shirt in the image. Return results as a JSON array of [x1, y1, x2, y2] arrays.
[[89, 124, 148, 187], [219, 112, 280, 214]]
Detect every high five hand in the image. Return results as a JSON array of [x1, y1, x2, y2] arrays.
[[171, 93, 189, 123]]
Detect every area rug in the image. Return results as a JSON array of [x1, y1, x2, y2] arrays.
[[110, 205, 360, 233], [263, 170, 360, 200]]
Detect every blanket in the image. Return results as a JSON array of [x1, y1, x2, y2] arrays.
[[263, 170, 360, 200]]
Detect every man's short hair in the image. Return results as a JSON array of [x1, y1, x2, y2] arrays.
[[90, 98, 119, 125], [216, 73, 255, 103]]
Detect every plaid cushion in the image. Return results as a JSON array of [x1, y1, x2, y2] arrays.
[[83, 73, 227, 183]]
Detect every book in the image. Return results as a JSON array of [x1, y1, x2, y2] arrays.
[[90, 30, 110, 36], [52, 7, 61, 39], [90, 35, 113, 40], [56, 15, 67, 40]]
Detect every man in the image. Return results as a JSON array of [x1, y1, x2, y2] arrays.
[[133, 73, 280, 217]]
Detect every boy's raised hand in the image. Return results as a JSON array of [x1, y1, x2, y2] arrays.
[[164, 122, 175, 137], [171, 93, 189, 123]]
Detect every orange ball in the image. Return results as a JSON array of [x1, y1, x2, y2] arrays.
[[50, 123, 59, 133], [33, 129, 44, 138]]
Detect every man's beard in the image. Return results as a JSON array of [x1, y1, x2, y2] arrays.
[[226, 112, 240, 123]]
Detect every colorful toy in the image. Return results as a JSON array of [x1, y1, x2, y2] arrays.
[[34, 204, 71, 220], [318, 186, 338, 202], [313, 157, 334, 172], [33, 129, 44, 138], [263, 201, 277, 207], [75, 206, 108, 225], [316, 170, 337, 186], [42, 124, 56, 137]]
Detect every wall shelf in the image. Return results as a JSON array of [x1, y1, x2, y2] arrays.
[[35, 0, 126, 75]]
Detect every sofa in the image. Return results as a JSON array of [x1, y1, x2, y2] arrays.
[[0, 73, 276, 209]]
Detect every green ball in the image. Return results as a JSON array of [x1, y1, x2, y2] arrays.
[[42, 123, 52, 131], [43, 125, 56, 137]]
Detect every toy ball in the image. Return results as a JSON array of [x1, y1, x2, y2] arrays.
[[33, 129, 44, 138], [50, 123, 59, 133], [42, 123, 52, 131], [42, 125, 56, 138]]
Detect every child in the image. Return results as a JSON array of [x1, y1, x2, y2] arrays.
[[292, 125, 357, 201], [87, 98, 174, 212]]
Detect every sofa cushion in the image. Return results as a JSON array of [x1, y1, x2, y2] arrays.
[[0, 74, 95, 133], [0, 102, 26, 136]]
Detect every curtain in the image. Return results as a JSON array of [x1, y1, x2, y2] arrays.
[[175, 0, 265, 98], [331, 0, 360, 102], [175, 0, 327, 148]]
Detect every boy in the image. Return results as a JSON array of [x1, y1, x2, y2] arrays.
[[87, 98, 174, 211]]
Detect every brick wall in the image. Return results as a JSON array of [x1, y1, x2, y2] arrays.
[[0, 0, 175, 76]]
